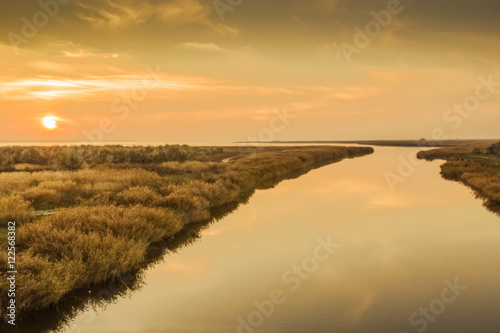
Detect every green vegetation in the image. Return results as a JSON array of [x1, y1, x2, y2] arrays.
[[417, 141, 500, 214], [0, 144, 373, 320], [487, 142, 500, 156]]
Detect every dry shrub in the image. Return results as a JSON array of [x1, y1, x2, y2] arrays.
[[0, 194, 34, 227], [162, 161, 219, 173], [440, 160, 500, 204], [0, 253, 76, 315], [18, 205, 183, 248], [186, 179, 240, 207], [89, 192, 114, 206], [163, 185, 211, 223], [0, 168, 161, 196], [38, 180, 77, 192], [116, 186, 162, 206], [0, 168, 164, 209], [21, 187, 61, 208], [72, 168, 162, 188], [93, 182, 121, 192], [14, 164, 45, 171], [0, 205, 184, 315], [0, 172, 34, 195], [462, 171, 500, 202], [161, 161, 181, 169], [39, 180, 78, 204], [0, 238, 145, 315]]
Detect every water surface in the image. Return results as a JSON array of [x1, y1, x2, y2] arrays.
[[57, 147, 500, 333]]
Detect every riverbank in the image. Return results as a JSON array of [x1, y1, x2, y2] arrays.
[[0, 145, 373, 322], [238, 139, 491, 147], [417, 141, 500, 214]]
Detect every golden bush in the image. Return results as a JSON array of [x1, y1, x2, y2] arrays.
[[0, 194, 34, 227]]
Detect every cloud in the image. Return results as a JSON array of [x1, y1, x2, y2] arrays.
[[176, 42, 227, 53], [0, 0, 238, 55], [0, 73, 204, 101], [72, 0, 238, 35], [0, 0, 496, 78], [63, 50, 120, 58], [74, 0, 205, 29]]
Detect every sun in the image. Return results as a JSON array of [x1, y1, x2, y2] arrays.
[[42, 116, 58, 129]]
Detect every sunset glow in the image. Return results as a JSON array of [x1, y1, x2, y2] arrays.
[[0, 0, 498, 142], [0, 1, 499, 332]]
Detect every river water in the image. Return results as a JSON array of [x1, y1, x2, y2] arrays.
[[54, 147, 500, 333]]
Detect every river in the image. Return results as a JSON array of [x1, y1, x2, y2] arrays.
[[47, 146, 500, 332]]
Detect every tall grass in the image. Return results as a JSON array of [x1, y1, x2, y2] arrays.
[[0, 205, 183, 315], [0, 145, 224, 171], [440, 161, 500, 203], [0, 195, 34, 227]]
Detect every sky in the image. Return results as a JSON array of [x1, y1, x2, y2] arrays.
[[0, 0, 499, 143]]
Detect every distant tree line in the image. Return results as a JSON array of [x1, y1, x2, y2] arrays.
[[0, 145, 223, 171], [487, 142, 500, 156]]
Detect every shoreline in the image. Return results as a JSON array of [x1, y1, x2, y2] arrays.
[[236, 139, 499, 148], [417, 141, 500, 215]]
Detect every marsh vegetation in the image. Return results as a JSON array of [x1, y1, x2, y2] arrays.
[[418, 141, 500, 214], [0, 144, 373, 322]]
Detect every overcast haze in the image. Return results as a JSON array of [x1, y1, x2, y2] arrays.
[[1, 0, 499, 142]]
